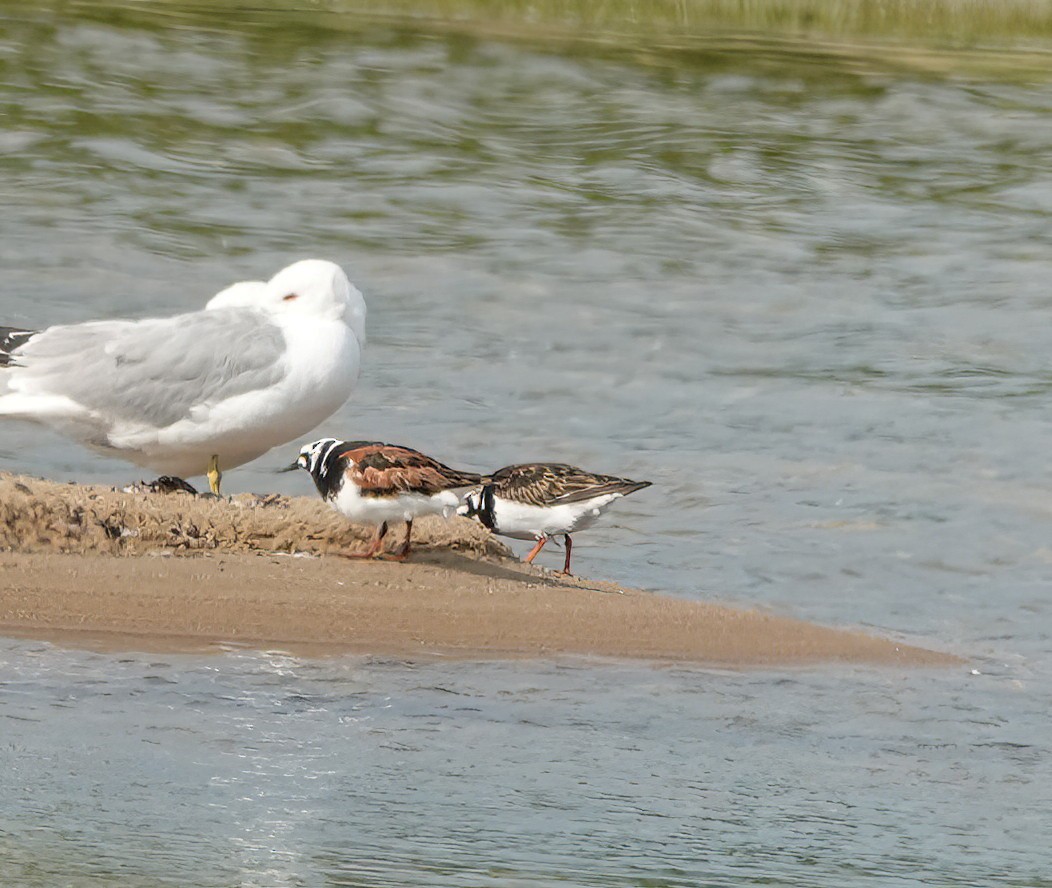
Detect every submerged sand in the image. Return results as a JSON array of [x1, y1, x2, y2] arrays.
[[0, 473, 959, 666]]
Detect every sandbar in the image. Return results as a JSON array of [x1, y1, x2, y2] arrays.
[[0, 473, 960, 666]]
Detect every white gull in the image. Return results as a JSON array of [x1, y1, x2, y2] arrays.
[[0, 259, 366, 494]]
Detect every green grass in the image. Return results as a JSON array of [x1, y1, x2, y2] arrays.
[[341, 0, 1052, 43], [38, 0, 1052, 43], [22, 0, 1052, 78]]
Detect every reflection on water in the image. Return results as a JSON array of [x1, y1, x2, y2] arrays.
[[2, 3, 1052, 885]]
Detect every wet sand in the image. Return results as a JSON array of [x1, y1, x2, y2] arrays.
[[0, 473, 959, 666]]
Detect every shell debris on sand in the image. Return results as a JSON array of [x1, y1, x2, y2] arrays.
[[0, 472, 508, 559]]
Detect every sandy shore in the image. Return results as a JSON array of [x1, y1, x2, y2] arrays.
[[0, 473, 959, 666]]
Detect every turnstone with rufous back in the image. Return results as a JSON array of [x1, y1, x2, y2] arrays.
[[459, 462, 651, 575], [290, 437, 482, 560]]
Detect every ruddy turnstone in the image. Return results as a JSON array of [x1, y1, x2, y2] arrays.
[[290, 437, 482, 560], [460, 462, 651, 575], [0, 259, 366, 495]]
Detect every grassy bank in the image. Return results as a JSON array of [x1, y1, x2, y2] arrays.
[[18, 0, 1046, 80], [20, 0, 1052, 44], [338, 0, 1052, 45]]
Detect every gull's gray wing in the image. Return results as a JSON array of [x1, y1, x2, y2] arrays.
[[12, 308, 286, 429]]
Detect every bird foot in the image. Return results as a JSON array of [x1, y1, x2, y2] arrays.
[[336, 550, 383, 560]]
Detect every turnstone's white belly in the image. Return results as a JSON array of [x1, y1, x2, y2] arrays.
[[490, 493, 623, 540], [333, 481, 462, 526]]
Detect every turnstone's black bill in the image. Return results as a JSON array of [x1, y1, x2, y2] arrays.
[[292, 437, 482, 560], [0, 260, 366, 496], [460, 463, 651, 575]]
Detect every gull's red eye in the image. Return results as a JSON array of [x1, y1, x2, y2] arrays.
[[283, 293, 299, 301]]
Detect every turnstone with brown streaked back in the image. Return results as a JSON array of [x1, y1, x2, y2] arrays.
[[0, 260, 366, 495], [460, 463, 651, 575], [290, 437, 483, 560]]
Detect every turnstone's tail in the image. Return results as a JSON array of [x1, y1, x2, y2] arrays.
[[0, 327, 36, 368], [550, 477, 651, 505]]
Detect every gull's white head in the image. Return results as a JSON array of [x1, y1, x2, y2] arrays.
[[265, 259, 367, 343], [206, 280, 268, 310]]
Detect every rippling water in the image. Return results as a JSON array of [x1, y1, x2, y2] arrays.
[[2, 3, 1052, 885]]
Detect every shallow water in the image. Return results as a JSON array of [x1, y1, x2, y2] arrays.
[[2, 3, 1052, 885], [3, 645, 1051, 887]]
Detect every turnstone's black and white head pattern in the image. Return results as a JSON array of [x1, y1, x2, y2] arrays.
[[460, 463, 651, 575], [292, 437, 482, 560], [0, 259, 366, 496]]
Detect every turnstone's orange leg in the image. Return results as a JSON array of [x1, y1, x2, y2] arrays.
[[342, 521, 388, 559], [523, 537, 547, 564], [560, 534, 573, 576], [383, 519, 413, 562]]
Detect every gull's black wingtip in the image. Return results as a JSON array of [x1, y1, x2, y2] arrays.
[[0, 326, 37, 367]]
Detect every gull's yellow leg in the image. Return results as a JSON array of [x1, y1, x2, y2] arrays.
[[207, 454, 222, 496]]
